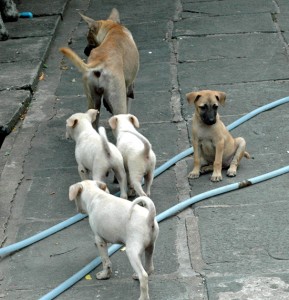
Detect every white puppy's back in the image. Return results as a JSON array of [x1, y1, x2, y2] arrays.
[[88, 191, 156, 245]]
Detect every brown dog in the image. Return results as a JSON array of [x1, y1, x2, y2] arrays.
[[186, 90, 250, 182], [59, 8, 139, 128]]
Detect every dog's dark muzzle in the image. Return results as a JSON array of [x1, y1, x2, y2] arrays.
[[200, 108, 217, 125]]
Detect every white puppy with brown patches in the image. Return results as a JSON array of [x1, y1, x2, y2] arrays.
[[66, 109, 127, 199], [108, 114, 156, 197], [69, 180, 159, 300]]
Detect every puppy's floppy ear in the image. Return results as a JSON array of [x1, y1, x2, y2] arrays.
[[186, 92, 201, 105], [87, 109, 99, 122], [79, 13, 95, 27], [69, 183, 83, 201], [67, 118, 78, 128], [129, 114, 140, 128], [107, 8, 120, 23], [215, 91, 226, 105], [95, 180, 107, 191], [108, 116, 118, 130]]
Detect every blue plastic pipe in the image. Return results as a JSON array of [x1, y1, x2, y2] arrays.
[[39, 165, 289, 300], [0, 214, 86, 257], [1, 95, 289, 258]]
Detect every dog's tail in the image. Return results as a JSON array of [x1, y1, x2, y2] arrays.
[[98, 126, 111, 158], [244, 151, 250, 159], [122, 130, 151, 158], [59, 47, 89, 73], [129, 196, 156, 228]]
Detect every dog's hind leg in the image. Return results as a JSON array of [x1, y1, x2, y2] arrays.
[[84, 76, 102, 128], [143, 171, 154, 198], [144, 244, 155, 275], [113, 165, 128, 199], [227, 137, 248, 177], [130, 174, 147, 197], [126, 245, 149, 300], [105, 72, 128, 115], [78, 164, 89, 180], [95, 236, 112, 280]]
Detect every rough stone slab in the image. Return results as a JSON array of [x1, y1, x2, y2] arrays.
[[178, 33, 284, 62], [194, 201, 289, 274], [135, 62, 171, 93], [178, 54, 289, 87], [0, 36, 51, 63], [206, 274, 289, 300], [173, 13, 276, 37], [0, 60, 43, 91], [5, 15, 60, 38], [61, 278, 191, 300], [277, 0, 289, 13], [276, 13, 289, 31], [0, 90, 31, 135], [87, 0, 176, 23], [131, 91, 173, 122], [16, 0, 68, 16], [182, 0, 276, 16], [128, 21, 169, 44], [283, 32, 289, 44]]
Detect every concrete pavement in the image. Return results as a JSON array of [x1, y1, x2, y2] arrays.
[[1, 0, 289, 299]]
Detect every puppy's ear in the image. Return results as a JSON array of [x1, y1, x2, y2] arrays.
[[87, 109, 99, 122], [67, 118, 78, 128], [69, 183, 83, 201], [186, 92, 201, 105], [108, 116, 118, 130], [215, 91, 226, 105], [95, 180, 107, 191], [79, 13, 95, 27], [129, 115, 140, 128], [107, 8, 120, 23]]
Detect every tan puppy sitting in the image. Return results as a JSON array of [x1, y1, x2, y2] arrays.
[[109, 114, 156, 197], [60, 8, 139, 128], [186, 90, 250, 182], [66, 109, 127, 199], [69, 180, 159, 300]]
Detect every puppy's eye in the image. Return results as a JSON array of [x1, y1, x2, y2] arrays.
[[199, 104, 207, 110], [212, 104, 218, 110]]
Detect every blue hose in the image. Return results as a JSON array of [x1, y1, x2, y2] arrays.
[[39, 165, 289, 300], [0, 214, 86, 257], [0, 96, 289, 257]]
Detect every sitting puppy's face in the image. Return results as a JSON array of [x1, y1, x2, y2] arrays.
[[186, 90, 226, 126]]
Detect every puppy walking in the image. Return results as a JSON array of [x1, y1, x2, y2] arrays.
[[66, 109, 127, 199], [69, 180, 159, 300], [186, 90, 250, 182], [60, 8, 139, 128], [109, 114, 156, 197]]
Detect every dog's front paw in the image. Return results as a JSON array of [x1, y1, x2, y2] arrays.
[[227, 168, 237, 177], [210, 173, 222, 182], [188, 171, 200, 179]]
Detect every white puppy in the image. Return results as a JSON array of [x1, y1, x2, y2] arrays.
[[66, 109, 127, 199], [108, 114, 156, 197], [69, 180, 159, 300]]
